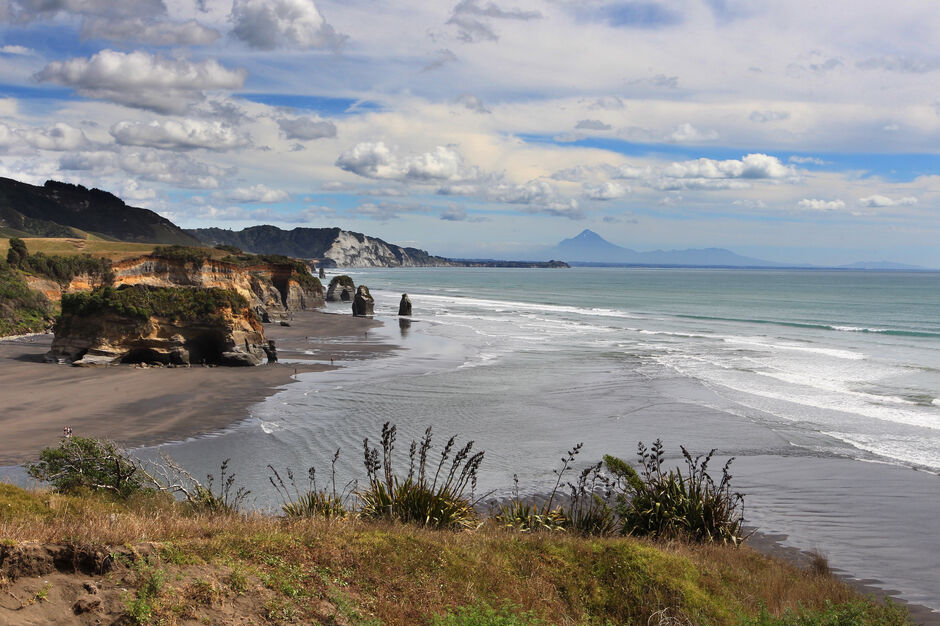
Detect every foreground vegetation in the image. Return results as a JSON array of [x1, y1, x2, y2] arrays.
[[2, 430, 912, 624], [0, 255, 53, 335], [0, 483, 909, 625]]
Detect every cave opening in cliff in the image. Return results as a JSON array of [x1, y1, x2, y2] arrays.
[[185, 333, 227, 365], [121, 348, 168, 365]]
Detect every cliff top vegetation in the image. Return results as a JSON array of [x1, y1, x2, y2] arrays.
[[60, 285, 249, 323]]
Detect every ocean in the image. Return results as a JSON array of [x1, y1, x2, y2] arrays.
[[140, 267, 940, 609]]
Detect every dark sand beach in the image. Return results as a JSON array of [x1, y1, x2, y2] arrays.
[[0, 310, 392, 465]]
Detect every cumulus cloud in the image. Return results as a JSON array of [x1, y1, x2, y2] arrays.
[[575, 119, 612, 131], [749, 110, 789, 123], [59, 150, 118, 172], [858, 194, 917, 208], [588, 96, 625, 110], [230, 0, 346, 50], [447, 0, 541, 43], [856, 56, 940, 74], [0, 44, 33, 54], [119, 179, 157, 202], [110, 119, 249, 151], [797, 198, 846, 211], [276, 116, 336, 140], [17, 122, 89, 151], [215, 184, 289, 203], [192, 204, 279, 221], [119, 150, 234, 188], [456, 93, 490, 114], [80, 18, 220, 46], [35, 50, 246, 114], [522, 200, 584, 220], [663, 153, 794, 179], [583, 181, 628, 200], [350, 201, 433, 221], [336, 142, 477, 183], [667, 123, 718, 142]]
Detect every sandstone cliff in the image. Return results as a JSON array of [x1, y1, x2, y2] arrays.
[[46, 286, 273, 366]]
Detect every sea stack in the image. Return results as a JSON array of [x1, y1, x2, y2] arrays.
[[318, 266, 326, 279], [352, 285, 374, 317], [326, 275, 356, 302], [398, 293, 412, 316]]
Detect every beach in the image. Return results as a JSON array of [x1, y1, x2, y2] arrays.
[[0, 310, 391, 465]]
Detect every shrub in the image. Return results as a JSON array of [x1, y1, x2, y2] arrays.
[[61, 285, 249, 322], [138, 454, 250, 514], [19, 252, 112, 286], [358, 423, 483, 530], [609, 440, 747, 545], [0, 261, 53, 335], [5, 237, 27, 266], [26, 436, 143, 497], [268, 449, 349, 518], [149, 245, 213, 264]]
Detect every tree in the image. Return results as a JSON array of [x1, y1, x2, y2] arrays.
[[6, 237, 27, 267], [27, 436, 143, 497]]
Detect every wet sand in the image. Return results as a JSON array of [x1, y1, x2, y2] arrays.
[[0, 311, 392, 465]]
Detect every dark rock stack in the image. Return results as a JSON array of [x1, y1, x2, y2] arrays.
[[398, 293, 412, 316], [327, 275, 356, 302], [352, 285, 374, 317], [318, 266, 326, 279]]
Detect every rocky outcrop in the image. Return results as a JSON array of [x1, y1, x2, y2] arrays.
[[111, 255, 324, 322], [327, 275, 355, 302], [398, 293, 412, 316], [318, 267, 326, 278], [46, 286, 273, 367], [352, 285, 374, 317]]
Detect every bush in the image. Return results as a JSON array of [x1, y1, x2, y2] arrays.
[[6, 237, 27, 266], [608, 440, 747, 545], [268, 449, 348, 518], [0, 260, 53, 335], [61, 285, 249, 322], [20, 251, 113, 286], [26, 436, 143, 497], [358, 423, 483, 530], [149, 245, 213, 264]]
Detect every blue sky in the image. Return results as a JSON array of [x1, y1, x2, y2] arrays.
[[0, 0, 938, 265]]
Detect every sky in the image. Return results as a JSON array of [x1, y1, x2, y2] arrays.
[[0, 0, 938, 266]]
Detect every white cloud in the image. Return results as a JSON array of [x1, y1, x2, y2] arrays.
[[858, 195, 918, 208], [336, 142, 477, 183], [35, 50, 246, 114], [119, 150, 233, 188], [350, 201, 433, 221], [110, 119, 249, 151], [230, 0, 345, 50], [663, 154, 795, 179], [17, 122, 89, 151], [667, 123, 718, 143], [59, 150, 118, 172], [422, 48, 457, 72], [0, 44, 32, 55], [440, 206, 468, 221], [215, 184, 289, 203], [797, 198, 846, 211], [120, 179, 157, 202], [276, 116, 336, 140], [583, 181, 628, 200], [80, 18, 220, 45]]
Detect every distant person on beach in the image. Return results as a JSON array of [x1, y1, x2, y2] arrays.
[[63, 426, 72, 438]]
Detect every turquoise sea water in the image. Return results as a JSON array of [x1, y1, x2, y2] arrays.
[[141, 267, 940, 610]]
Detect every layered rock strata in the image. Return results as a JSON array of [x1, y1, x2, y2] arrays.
[[46, 285, 273, 367]]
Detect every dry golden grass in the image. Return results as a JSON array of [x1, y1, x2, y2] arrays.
[[0, 484, 911, 625], [0, 237, 162, 260]]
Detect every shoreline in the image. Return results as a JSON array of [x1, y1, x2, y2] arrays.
[[0, 310, 392, 466], [745, 529, 940, 625]]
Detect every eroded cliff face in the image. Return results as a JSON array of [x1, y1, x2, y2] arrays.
[[24, 273, 109, 302], [46, 300, 272, 367], [322, 231, 451, 268], [111, 257, 324, 322]]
